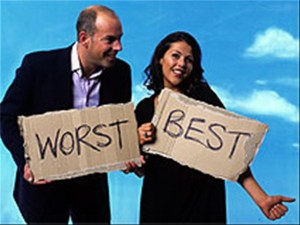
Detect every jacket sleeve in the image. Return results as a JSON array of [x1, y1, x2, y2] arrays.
[[0, 54, 35, 173]]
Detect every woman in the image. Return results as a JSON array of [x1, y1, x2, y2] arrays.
[[128, 31, 295, 223]]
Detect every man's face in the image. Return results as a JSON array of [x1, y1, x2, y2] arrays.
[[87, 14, 123, 69]]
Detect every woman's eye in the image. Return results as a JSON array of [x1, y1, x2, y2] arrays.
[[172, 53, 180, 59], [186, 57, 194, 64]]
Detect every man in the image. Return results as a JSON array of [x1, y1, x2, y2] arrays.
[[0, 5, 131, 223]]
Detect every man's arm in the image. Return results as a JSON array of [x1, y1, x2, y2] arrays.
[[0, 54, 35, 173]]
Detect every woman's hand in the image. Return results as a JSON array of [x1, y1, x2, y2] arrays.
[[138, 122, 155, 145], [259, 195, 295, 220]]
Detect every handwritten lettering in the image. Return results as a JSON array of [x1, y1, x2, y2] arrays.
[[35, 119, 128, 160], [163, 109, 251, 159]]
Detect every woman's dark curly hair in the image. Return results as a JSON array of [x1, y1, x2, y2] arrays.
[[144, 31, 208, 98]]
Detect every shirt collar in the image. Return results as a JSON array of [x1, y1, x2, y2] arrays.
[[71, 42, 103, 79]]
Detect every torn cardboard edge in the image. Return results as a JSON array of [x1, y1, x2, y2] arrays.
[[144, 88, 268, 181], [34, 158, 142, 181], [18, 102, 142, 181]]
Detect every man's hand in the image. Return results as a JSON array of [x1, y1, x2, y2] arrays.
[[23, 164, 52, 185], [123, 155, 146, 177]]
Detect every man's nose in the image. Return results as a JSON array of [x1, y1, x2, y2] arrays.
[[113, 40, 122, 51]]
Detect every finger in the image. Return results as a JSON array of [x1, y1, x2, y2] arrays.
[[141, 122, 153, 129], [25, 176, 34, 183], [141, 123, 155, 134], [140, 155, 146, 164], [150, 124, 156, 132], [270, 207, 283, 219], [125, 162, 133, 171], [138, 129, 155, 145], [23, 164, 34, 183], [275, 204, 288, 213], [129, 161, 137, 169], [144, 131, 151, 138], [280, 196, 296, 203], [140, 125, 150, 133], [145, 129, 155, 139], [267, 210, 276, 220], [125, 162, 131, 168], [23, 171, 32, 182], [141, 132, 153, 142], [139, 137, 146, 145], [33, 179, 52, 185], [138, 129, 149, 144], [273, 206, 285, 218], [123, 168, 130, 174]]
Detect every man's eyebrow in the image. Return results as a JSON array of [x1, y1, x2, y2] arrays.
[[104, 34, 123, 39]]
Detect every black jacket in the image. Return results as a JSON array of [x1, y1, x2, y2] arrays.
[[0, 45, 132, 222]]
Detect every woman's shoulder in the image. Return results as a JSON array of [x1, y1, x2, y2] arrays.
[[136, 94, 155, 109], [196, 83, 225, 109], [135, 94, 156, 125]]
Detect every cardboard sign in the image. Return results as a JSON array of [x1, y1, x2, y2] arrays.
[[143, 89, 268, 181], [18, 102, 141, 181]]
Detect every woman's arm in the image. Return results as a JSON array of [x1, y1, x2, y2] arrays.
[[238, 168, 295, 220]]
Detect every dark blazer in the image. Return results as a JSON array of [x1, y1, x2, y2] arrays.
[[0, 45, 132, 222]]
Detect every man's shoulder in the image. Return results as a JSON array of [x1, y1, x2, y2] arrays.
[[24, 45, 72, 61], [115, 58, 131, 69]]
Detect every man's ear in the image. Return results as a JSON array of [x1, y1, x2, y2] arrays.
[[78, 31, 90, 48]]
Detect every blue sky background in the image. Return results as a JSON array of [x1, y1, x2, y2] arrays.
[[0, 0, 299, 224]]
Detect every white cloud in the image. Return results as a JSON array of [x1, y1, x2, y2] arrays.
[[255, 77, 299, 88], [275, 77, 300, 88], [255, 80, 268, 85], [244, 27, 299, 59], [292, 143, 299, 149], [132, 84, 153, 105], [212, 86, 299, 123]]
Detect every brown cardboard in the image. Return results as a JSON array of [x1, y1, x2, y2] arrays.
[[143, 89, 268, 181], [18, 102, 141, 181]]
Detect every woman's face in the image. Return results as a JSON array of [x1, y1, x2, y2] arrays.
[[160, 41, 194, 92]]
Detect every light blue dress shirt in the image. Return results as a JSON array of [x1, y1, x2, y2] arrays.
[[71, 43, 103, 109]]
